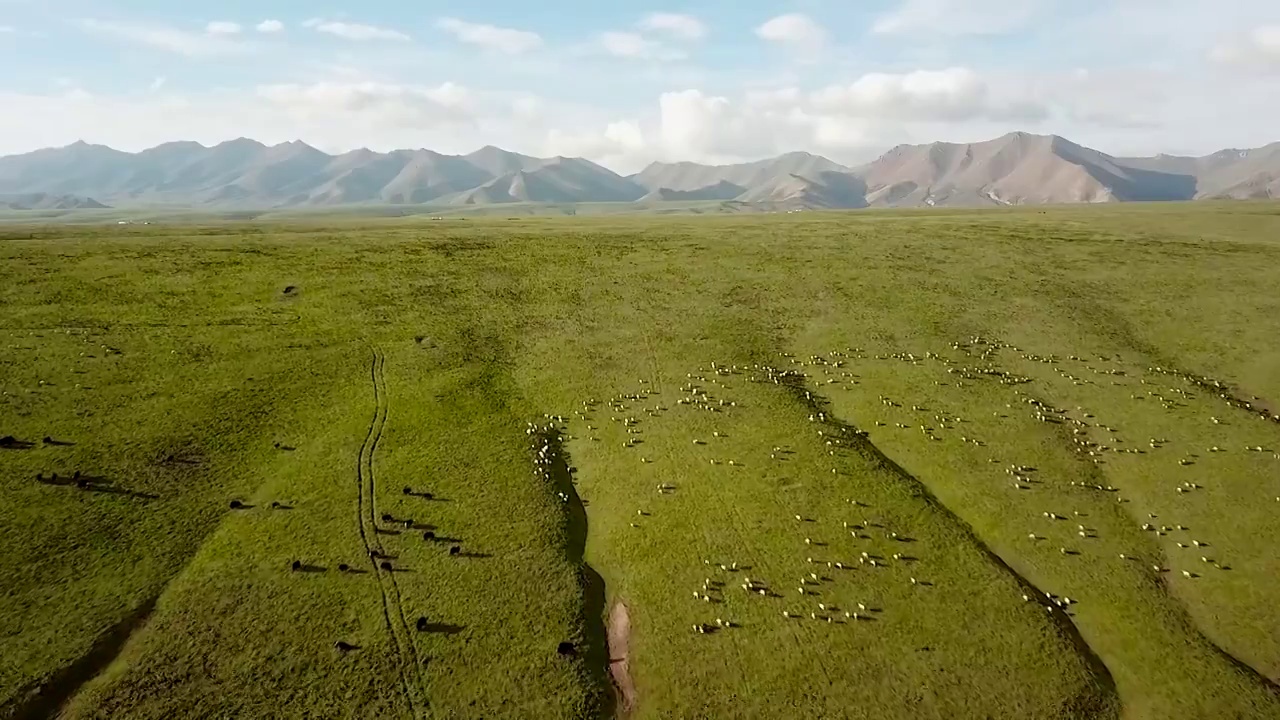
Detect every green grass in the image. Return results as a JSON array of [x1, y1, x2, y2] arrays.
[[2, 202, 1280, 719]]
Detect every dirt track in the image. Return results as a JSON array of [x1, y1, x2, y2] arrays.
[[607, 602, 635, 716]]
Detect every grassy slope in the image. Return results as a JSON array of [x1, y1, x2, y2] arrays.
[[0, 202, 1278, 718]]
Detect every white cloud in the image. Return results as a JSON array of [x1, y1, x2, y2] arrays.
[[756, 13, 827, 57], [148, 76, 166, 92], [1211, 24, 1280, 71], [639, 13, 706, 40], [256, 81, 475, 129], [255, 20, 284, 34], [435, 17, 543, 54], [77, 18, 247, 57], [873, 0, 1047, 36], [303, 19, 409, 42], [0, 82, 500, 158], [599, 31, 685, 61], [0, 25, 15, 34], [811, 68, 1043, 123], [205, 21, 241, 36]]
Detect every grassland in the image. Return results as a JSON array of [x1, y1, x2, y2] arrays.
[[2, 202, 1280, 719]]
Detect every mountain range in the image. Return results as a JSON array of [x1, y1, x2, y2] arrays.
[[0, 132, 1276, 212]]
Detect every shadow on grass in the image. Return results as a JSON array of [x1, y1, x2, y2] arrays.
[[533, 423, 617, 719], [767, 369, 1122, 717], [2, 593, 159, 720], [35, 474, 159, 500]]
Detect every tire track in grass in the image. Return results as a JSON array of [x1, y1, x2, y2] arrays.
[[355, 348, 425, 718], [367, 350, 431, 699]]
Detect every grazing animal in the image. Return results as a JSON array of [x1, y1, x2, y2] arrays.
[[229, 500, 245, 510], [450, 546, 461, 556], [380, 561, 393, 572], [291, 560, 302, 571], [334, 641, 356, 652], [417, 617, 429, 632], [424, 531, 436, 541], [403, 486, 414, 495], [381, 513, 394, 523], [557, 641, 576, 656], [338, 564, 350, 572]]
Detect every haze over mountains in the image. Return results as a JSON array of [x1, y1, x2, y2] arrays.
[[0, 132, 1276, 211]]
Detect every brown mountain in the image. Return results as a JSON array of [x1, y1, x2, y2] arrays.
[[853, 132, 1196, 207]]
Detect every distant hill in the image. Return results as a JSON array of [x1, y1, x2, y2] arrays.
[[0, 192, 109, 210], [0, 133, 1275, 210]]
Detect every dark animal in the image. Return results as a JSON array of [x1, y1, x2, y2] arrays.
[[423, 531, 435, 541], [271, 501, 280, 509], [402, 519, 414, 529], [229, 500, 244, 510], [449, 546, 461, 556], [381, 513, 394, 523], [557, 642, 577, 657], [283, 286, 296, 294], [334, 641, 356, 652], [291, 560, 302, 571], [403, 486, 414, 495], [380, 561, 393, 572], [76, 478, 89, 489], [338, 564, 350, 572], [416, 617, 428, 632]]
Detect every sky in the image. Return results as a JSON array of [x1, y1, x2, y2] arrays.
[[1, 0, 1278, 172]]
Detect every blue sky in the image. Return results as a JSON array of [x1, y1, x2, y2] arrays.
[[1, 0, 1278, 171]]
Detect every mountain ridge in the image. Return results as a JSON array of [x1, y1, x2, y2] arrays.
[[0, 132, 1276, 211]]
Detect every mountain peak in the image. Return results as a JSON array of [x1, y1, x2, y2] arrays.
[[216, 137, 267, 150]]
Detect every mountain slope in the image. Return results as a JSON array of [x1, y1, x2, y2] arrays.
[[0, 192, 109, 210], [854, 132, 1199, 207], [0, 134, 1275, 209], [631, 152, 851, 193]]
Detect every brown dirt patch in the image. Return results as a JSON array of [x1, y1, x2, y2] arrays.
[[607, 601, 636, 716]]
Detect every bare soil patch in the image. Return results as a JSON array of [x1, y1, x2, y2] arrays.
[[607, 601, 635, 716]]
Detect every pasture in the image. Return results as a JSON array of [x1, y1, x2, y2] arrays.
[[2, 203, 1280, 719]]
